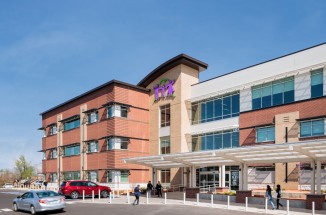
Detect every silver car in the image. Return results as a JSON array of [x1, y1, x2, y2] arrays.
[[13, 190, 65, 214]]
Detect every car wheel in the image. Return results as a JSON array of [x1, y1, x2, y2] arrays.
[[70, 191, 79, 199], [30, 205, 36, 215], [101, 190, 108, 198], [13, 203, 18, 211]]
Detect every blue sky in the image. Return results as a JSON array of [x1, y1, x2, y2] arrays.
[[0, 0, 326, 170]]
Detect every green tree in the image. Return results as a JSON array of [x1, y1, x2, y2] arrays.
[[15, 155, 34, 180]]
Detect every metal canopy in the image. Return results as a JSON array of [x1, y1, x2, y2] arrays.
[[124, 139, 326, 169]]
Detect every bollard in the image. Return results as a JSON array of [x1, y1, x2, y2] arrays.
[[211, 194, 213, 207], [127, 192, 130, 204], [245, 197, 248, 211], [92, 190, 94, 203], [146, 192, 149, 204], [312, 201, 315, 215], [287, 200, 289, 215], [164, 193, 167, 205], [227, 195, 230, 209], [109, 192, 112, 204], [98, 189, 101, 200], [196, 193, 199, 205], [118, 187, 120, 198], [265, 198, 267, 213], [83, 190, 85, 201], [112, 189, 115, 199], [183, 192, 186, 205]]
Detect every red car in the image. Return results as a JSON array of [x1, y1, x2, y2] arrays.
[[59, 180, 111, 199]]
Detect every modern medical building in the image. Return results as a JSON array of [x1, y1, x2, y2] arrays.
[[40, 43, 326, 194]]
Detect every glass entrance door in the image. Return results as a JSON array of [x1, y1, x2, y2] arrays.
[[199, 171, 219, 189]]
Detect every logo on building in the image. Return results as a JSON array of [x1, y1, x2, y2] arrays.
[[154, 78, 175, 101]]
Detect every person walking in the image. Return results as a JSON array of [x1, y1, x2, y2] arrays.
[[276, 184, 283, 209], [266, 185, 275, 210], [147, 181, 153, 198], [155, 181, 162, 197], [43, 181, 48, 190], [133, 185, 141, 205]]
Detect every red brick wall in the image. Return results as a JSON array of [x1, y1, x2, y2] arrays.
[[62, 156, 80, 171]]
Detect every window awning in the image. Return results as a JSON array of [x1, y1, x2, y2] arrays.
[[124, 139, 326, 169], [82, 108, 98, 114], [59, 115, 80, 123], [37, 127, 45, 130], [101, 101, 131, 108], [46, 122, 57, 128]]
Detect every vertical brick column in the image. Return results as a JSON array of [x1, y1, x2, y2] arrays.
[[186, 187, 200, 198], [306, 194, 325, 210], [236, 190, 252, 203]]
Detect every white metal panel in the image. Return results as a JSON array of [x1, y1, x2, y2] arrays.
[[190, 117, 239, 135], [159, 126, 170, 137], [191, 44, 326, 100], [240, 88, 252, 112], [295, 71, 311, 101]]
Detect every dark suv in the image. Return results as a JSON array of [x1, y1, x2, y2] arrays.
[[58, 180, 111, 199]]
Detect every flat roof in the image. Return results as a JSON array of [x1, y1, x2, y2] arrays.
[[124, 139, 326, 169], [40, 80, 149, 116]]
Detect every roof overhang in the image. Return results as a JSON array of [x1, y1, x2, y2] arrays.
[[124, 139, 326, 169]]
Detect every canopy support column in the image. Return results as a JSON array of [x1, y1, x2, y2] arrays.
[[153, 168, 157, 185], [239, 163, 244, 190], [316, 161, 321, 194], [221, 165, 226, 187], [311, 161, 316, 194], [243, 164, 248, 190], [218, 166, 222, 187], [191, 166, 196, 188]]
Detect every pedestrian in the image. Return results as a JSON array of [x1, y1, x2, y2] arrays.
[[43, 181, 48, 190], [276, 184, 283, 209], [133, 185, 141, 205], [265, 185, 275, 210], [147, 181, 153, 198], [155, 181, 162, 197]]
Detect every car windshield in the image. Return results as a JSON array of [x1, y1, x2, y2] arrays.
[[60, 181, 66, 187], [36, 191, 59, 198]]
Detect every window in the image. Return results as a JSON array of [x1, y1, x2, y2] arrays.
[[107, 170, 129, 183], [107, 105, 128, 118], [300, 119, 324, 137], [63, 119, 80, 131], [160, 136, 170, 154], [191, 92, 239, 125], [42, 129, 46, 138], [87, 171, 98, 182], [192, 129, 239, 152], [256, 167, 275, 172], [49, 125, 57, 135], [42, 152, 46, 160], [160, 104, 171, 127], [107, 137, 129, 150], [63, 145, 80, 156], [256, 126, 275, 142], [50, 149, 57, 159], [87, 141, 98, 153], [49, 173, 58, 183], [311, 69, 323, 98], [161, 169, 170, 184], [252, 77, 294, 110], [88, 111, 98, 124], [63, 171, 80, 180]]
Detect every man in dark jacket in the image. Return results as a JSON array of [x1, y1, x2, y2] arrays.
[[147, 181, 153, 198]]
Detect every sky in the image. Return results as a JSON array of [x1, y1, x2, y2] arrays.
[[0, 0, 326, 170]]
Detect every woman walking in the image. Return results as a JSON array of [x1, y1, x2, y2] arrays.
[[276, 184, 283, 209], [155, 181, 162, 197], [266, 185, 275, 210]]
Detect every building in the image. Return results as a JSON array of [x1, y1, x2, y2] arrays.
[[40, 43, 326, 191]]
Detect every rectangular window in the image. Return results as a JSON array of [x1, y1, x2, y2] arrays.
[[87, 141, 98, 153], [300, 119, 324, 137], [257, 126, 275, 142], [193, 129, 239, 152], [63, 119, 80, 131], [161, 169, 171, 184], [63, 171, 80, 180], [107, 105, 128, 118], [107, 106, 114, 118], [191, 92, 240, 125], [252, 77, 294, 110], [49, 173, 58, 183], [311, 69, 324, 98], [87, 171, 98, 182], [160, 136, 170, 154], [42, 152, 46, 160], [107, 137, 129, 150], [160, 104, 171, 127], [88, 111, 98, 124], [63, 145, 80, 156], [49, 125, 57, 135], [50, 149, 57, 159], [120, 170, 129, 183]]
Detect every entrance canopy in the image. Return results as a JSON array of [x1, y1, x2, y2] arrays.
[[124, 139, 326, 169]]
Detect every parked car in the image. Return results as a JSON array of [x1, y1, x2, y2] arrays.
[[58, 180, 111, 199], [2, 183, 14, 189], [13, 190, 65, 215]]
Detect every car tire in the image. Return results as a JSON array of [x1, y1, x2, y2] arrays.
[[101, 190, 108, 198], [58, 208, 65, 213], [13, 203, 18, 211], [30, 205, 36, 215], [70, 191, 79, 199]]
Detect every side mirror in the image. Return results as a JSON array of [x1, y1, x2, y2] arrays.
[[17, 196, 21, 199]]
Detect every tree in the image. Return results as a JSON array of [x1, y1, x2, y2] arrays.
[[0, 169, 18, 186], [15, 155, 34, 180]]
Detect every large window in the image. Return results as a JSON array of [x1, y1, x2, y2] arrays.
[[256, 126, 275, 142], [87, 171, 98, 182], [88, 111, 98, 124], [160, 104, 171, 127], [87, 141, 98, 153], [63, 145, 80, 156], [311, 69, 323, 98], [192, 92, 239, 125], [63, 119, 80, 131], [63, 171, 80, 180], [49, 173, 58, 183], [252, 77, 294, 110], [49, 125, 57, 135], [300, 119, 324, 137], [50, 149, 57, 159], [107, 105, 128, 118], [107, 137, 129, 150], [192, 130, 239, 152], [161, 169, 171, 184], [107, 170, 129, 183], [160, 136, 170, 154]]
